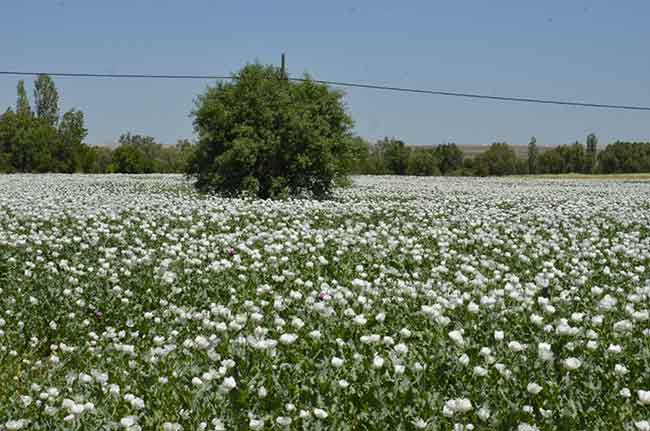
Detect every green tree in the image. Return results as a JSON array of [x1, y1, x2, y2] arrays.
[[515, 158, 529, 175], [565, 141, 586, 173], [585, 133, 598, 173], [16, 80, 32, 118], [406, 148, 439, 176], [112, 133, 160, 173], [458, 157, 481, 176], [378, 137, 410, 175], [434, 142, 463, 175], [33, 74, 60, 127], [158, 144, 198, 173], [10, 80, 37, 172], [187, 63, 354, 198], [537, 148, 563, 174], [0, 109, 19, 172], [527, 136, 538, 174], [475, 142, 519, 176], [81, 145, 114, 173], [598, 142, 650, 174], [57, 109, 87, 172], [1, 76, 91, 173], [112, 142, 146, 173], [536, 142, 587, 174], [363, 142, 389, 174], [14, 119, 58, 172], [173, 139, 196, 173], [344, 136, 371, 175]]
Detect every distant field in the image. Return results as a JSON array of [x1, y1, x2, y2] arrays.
[[457, 144, 554, 158]]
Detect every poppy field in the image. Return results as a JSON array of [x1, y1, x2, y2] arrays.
[[1, 174, 650, 430]]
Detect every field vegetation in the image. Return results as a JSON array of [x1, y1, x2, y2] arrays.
[[1, 175, 650, 430]]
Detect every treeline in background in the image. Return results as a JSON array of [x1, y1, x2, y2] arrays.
[[0, 76, 193, 174], [348, 136, 650, 176], [1, 74, 649, 176]]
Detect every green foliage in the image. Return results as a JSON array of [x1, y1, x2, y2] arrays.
[[344, 136, 371, 175], [83, 145, 115, 173], [1, 78, 152, 175], [0, 75, 98, 174], [2, 76, 195, 175], [474, 142, 519, 176], [537, 148, 563, 174], [598, 141, 650, 173], [586, 133, 598, 154], [0, 109, 18, 173], [16, 81, 31, 118], [406, 148, 440, 176], [14, 118, 59, 172], [111, 133, 195, 174], [56, 109, 88, 172], [527, 136, 538, 174], [434, 143, 464, 175], [515, 158, 529, 175], [585, 133, 598, 173], [112, 144, 146, 173], [345, 137, 648, 178], [112, 133, 156, 173], [172, 139, 196, 172], [33, 74, 60, 128], [566, 141, 588, 173], [187, 63, 354, 198], [378, 137, 410, 175], [321, 137, 442, 177], [362, 142, 391, 175], [538, 142, 588, 174]]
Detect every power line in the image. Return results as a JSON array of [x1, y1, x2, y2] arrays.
[[1, 70, 649, 111], [0, 71, 230, 80], [293, 78, 650, 112]]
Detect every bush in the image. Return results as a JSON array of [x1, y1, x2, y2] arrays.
[[187, 63, 355, 199]]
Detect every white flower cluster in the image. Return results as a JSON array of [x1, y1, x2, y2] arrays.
[[1, 174, 650, 429]]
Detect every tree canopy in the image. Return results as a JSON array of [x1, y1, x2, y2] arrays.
[[16, 81, 31, 118], [527, 136, 538, 175], [434, 143, 464, 175], [187, 63, 355, 198], [407, 148, 439, 176], [598, 141, 650, 174], [474, 142, 520, 176], [34, 74, 60, 128], [0, 75, 194, 174]]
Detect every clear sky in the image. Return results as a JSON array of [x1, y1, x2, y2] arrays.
[[1, 1, 649, 147]]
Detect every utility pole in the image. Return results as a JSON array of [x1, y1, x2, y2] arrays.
[[281, 53, 287, 80]]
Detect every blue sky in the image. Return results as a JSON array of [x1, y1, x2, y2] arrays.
[[1, 1, 649, 147]]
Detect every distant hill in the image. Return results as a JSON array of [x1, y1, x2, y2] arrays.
[[457, 144, 554, 159], [414, 144, 555, 159]]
